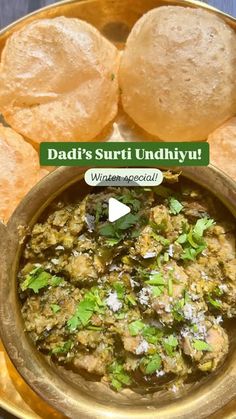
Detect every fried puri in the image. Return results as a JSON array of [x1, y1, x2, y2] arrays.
[[0, 124, 47, 223], [208, 118, 236, 181], [0, 17, 119, 143], [119, 6, 236, 141]]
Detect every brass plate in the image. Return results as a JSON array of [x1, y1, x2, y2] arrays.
[[0, 1, 236, 418]]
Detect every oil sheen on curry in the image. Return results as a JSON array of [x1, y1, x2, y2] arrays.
[[18, 173, 236, 393]]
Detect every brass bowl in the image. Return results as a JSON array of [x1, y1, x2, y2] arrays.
[[0, 165, 236, 418]]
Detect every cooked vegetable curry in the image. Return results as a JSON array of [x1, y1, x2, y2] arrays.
[[18, 173, 236, 393]]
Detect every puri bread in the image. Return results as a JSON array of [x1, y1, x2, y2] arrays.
[[0, 124, 47, 222], [119, 6, 236, 141], [208, 118, 236, 181], [0, 17, 119, 143]]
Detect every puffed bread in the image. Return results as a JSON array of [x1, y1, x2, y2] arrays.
[[0, 124, 47, 223], [0, 17, 119, 143], [119, 6, 236, 141]]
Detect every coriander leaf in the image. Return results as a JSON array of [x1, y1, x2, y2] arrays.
[[115, 213, 140, 230], [87, 325, 104, 331], [193, 340, 212, 352], [169, 197, 183, 215], [163, 252, 169, 262], [119, 195, 141, 212], [150, 231, 170, 246], [99, 223, 116, 237], [50, 275, 63, 287], [129, 320, 145, 336], [111, 378, 122, 391], [108, 362, 132, 391], [151, 286, 164, 297], [207, 295, 221, 309], [165, 335, 178, 347], [193, 218, 215, 237], [21, 267, 51, 293], [142, 354, 162, 374], [131, 229, 141, 238], [52, 340, 73, 355], [67, 314, 80, 332], [176, 233, 187, 244], [76, 299, 95, 326], [105, 238, 121, 247], [168, 277, 173, 296], [51, 304, 61, 314], [187, 228, 202, 249], [145, 273, 165, 286], [126, 294, 137, 306], [142, 326, 163, 344], [67, 288, 105, 332], [113, 282, 125, 299], [95, 202, 103, 223], [192, 325, 198, 333], [163, 335, 178, 356], [99, 213, 140, 240], [181, 245, 206, 261]]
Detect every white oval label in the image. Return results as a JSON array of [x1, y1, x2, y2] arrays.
[[84, 168, 163, 187]]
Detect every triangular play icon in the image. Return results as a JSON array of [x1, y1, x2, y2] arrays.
[[108, 198, 131, 222]]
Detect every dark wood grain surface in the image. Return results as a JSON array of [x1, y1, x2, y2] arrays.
[[0, 0, 235, 29]]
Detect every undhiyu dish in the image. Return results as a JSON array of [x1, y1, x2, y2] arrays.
[[18, 173, 236, 393]]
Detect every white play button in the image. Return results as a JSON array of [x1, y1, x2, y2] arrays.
[[108, 198, 131, 222]]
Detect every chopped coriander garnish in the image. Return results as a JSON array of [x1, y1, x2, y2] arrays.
[[21, 267, 63, 293], [141, 354, 162, 374], [126, 294, 137, 306], [145, 273, 165, 286], [52, 340, 73, 355], [169, 197, 183, 215], [193, 218, 215, 237], [163, 252, 170, 262], [95, 202, 103, 223], [99, 213, 140, 240], [150, 231, 170, 246], [51, 304, 61, 314], [163, 335, 178, 356], [207, 295, 221, 309], [67, 288, 105, 332], [108, 362, 132, 391], [179, 217, 214, 261], [176, 233, 187, 244], [168, 277, 173, 296], [119, 194, 141, 212], [193, 340, 212, 352], [129, 320, 145, 336], [172, 298, 185, 321], [142, 326, 163, 344], [113, 282, 125, 299], [105, 238, 121, 247], [181, 245, 206, 261], [151, 286, 164, 297]]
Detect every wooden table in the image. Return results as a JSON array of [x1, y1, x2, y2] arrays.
[[0, 0, 235, 29]]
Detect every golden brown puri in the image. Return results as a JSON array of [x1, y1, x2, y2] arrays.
[[0, 124, 48, 223], [0, 17, 119, 144], [119, 6, 236, 142], [208, 118, 236, 181]]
